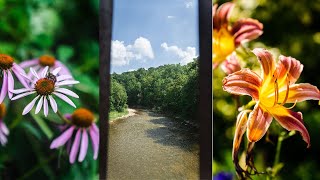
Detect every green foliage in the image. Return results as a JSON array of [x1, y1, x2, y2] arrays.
[[0, 0, 98, 179], [112, 59, 199, 122], [110, 79, 128, 112]]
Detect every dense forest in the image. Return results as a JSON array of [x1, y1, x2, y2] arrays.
[[111, 59, 199, 123]]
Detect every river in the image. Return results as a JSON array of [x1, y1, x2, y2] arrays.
[[107, 109, 199, 180]]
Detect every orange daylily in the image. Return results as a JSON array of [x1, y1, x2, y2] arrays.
[[223, 48, 320, 176], [213, 2, 263, 72]]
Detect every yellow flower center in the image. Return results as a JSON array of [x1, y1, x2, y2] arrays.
[[35, 78, 55, 96], [212, 28, 235, 63], [259, 75, 292, 109], [0, 103, 6, 119], [39, 55, 56, 67], [71, 108, 94, 128], [0, 54, 14, 70]]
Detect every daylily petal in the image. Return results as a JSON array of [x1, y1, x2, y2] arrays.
[[223, 69, 262, 100], [269, 105, 310, 148], [252, 48, 276, 81], [275, 55, 303, 86], [277, 83, 320, 103], [247, 103, 273, 142], [221, 53, 241, 75], [232, 18, 263, 46], [213, 2, 234, 29], [232, 110, 249, 162]]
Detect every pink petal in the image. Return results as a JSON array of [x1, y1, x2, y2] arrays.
[[50, 126, 75, 149], [22, 95, 40, 115], [213, 2, 234, 29], [0, 72, 8, 104], [277, 83, 320, 103], [252, 48, 276, 81], [89, 127, 99, 159], [232, 18, 263, 46], [52, 67, 61, 76], [78, 129, 89, 162], [270, 105, 310, 148], [43, 97, 49, 117], [0, 121, 9, 135], [55, 61, 73, 76], [19, 59, 38, 68], [222, 69, 262, 100], [7, 71, 14, 99], [69, 129, 81, 164], [53, 92, 76, 108], [41, 66, 49, 78], [221, 53, 241, 75], [12, 67, 30, 88], [56, 80, 80, 86], [55, 88, 79, 98], [35, 96, 44, 114], [247, 103, 273, 142], [232, 110, 249, 164], [48, 95, 58, 113], [57, 75, 73, 82], [11, 88, 31, 94], [30, 67, 39, 79], [11, 91, 36, 101], [276, 55, 303, 85]]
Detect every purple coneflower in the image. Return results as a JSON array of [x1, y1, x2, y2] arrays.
[[0, 103, 9, 146], [50, 108, 99, 163], [0, 54, 29, 103], [19, 55, 72, 77], [11, 66, 79, 117]]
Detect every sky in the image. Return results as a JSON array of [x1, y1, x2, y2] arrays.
[[111, 0, 199, 73]]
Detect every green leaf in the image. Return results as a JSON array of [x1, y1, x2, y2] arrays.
[[57, 45, 74, 62], [30, 113, 53, 139]]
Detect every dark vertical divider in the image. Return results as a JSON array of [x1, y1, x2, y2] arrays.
[[198, 1, 212, 179], [99, 0, 113, 179]]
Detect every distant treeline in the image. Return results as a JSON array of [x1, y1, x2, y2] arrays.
[[111, 58, 199, 121]]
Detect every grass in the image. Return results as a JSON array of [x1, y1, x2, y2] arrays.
[[109, 109, 129, 121]]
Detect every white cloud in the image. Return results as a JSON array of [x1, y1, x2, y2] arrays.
[[161, 42, 197, 65], [111, 37, 154, 66], [185, 1, 193, 8], [167, 15, 175, 19]]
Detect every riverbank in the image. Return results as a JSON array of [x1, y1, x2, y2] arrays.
[[109, 108, 137, 122]]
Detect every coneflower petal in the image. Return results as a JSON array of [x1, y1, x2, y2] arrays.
[[55, 88, 79, 98], [48, 95, 58, 113], [53, 92, 76, 108], [78, 129, 89, 162], [0, 72, 8, 104], [44, 97, 49, 117], [69, 129, 81, 164], [35, 96, 44, 114], [7, 71, 14, 99], [50, 126, 75, 149], [22, 95, 40, 115]]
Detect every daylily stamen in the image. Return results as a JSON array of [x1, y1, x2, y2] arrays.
[[286, 100, 298, 110], [273, 79, 279, 107], [280, 75, 290, 106]]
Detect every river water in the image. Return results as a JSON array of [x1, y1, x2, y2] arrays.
[[107, 109, 199, 180]]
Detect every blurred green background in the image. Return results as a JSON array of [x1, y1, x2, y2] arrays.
[[213, 0, 320, 179], [0, 0, 99, 179]]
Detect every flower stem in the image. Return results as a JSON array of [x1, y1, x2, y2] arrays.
[[273, 134, 283, 168], [57, 111, 71, 124]]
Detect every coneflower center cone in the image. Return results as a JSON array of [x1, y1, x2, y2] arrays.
[[39, 55, 55, 67], [35, 78, 55, 95], [0, 104, 6, 119], [71, 108, 94, 128], [0, 54, 14, 70]]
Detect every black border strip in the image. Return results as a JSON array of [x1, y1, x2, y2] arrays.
[[99, 0, 113, 179], [198, 0, 212, 179]]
